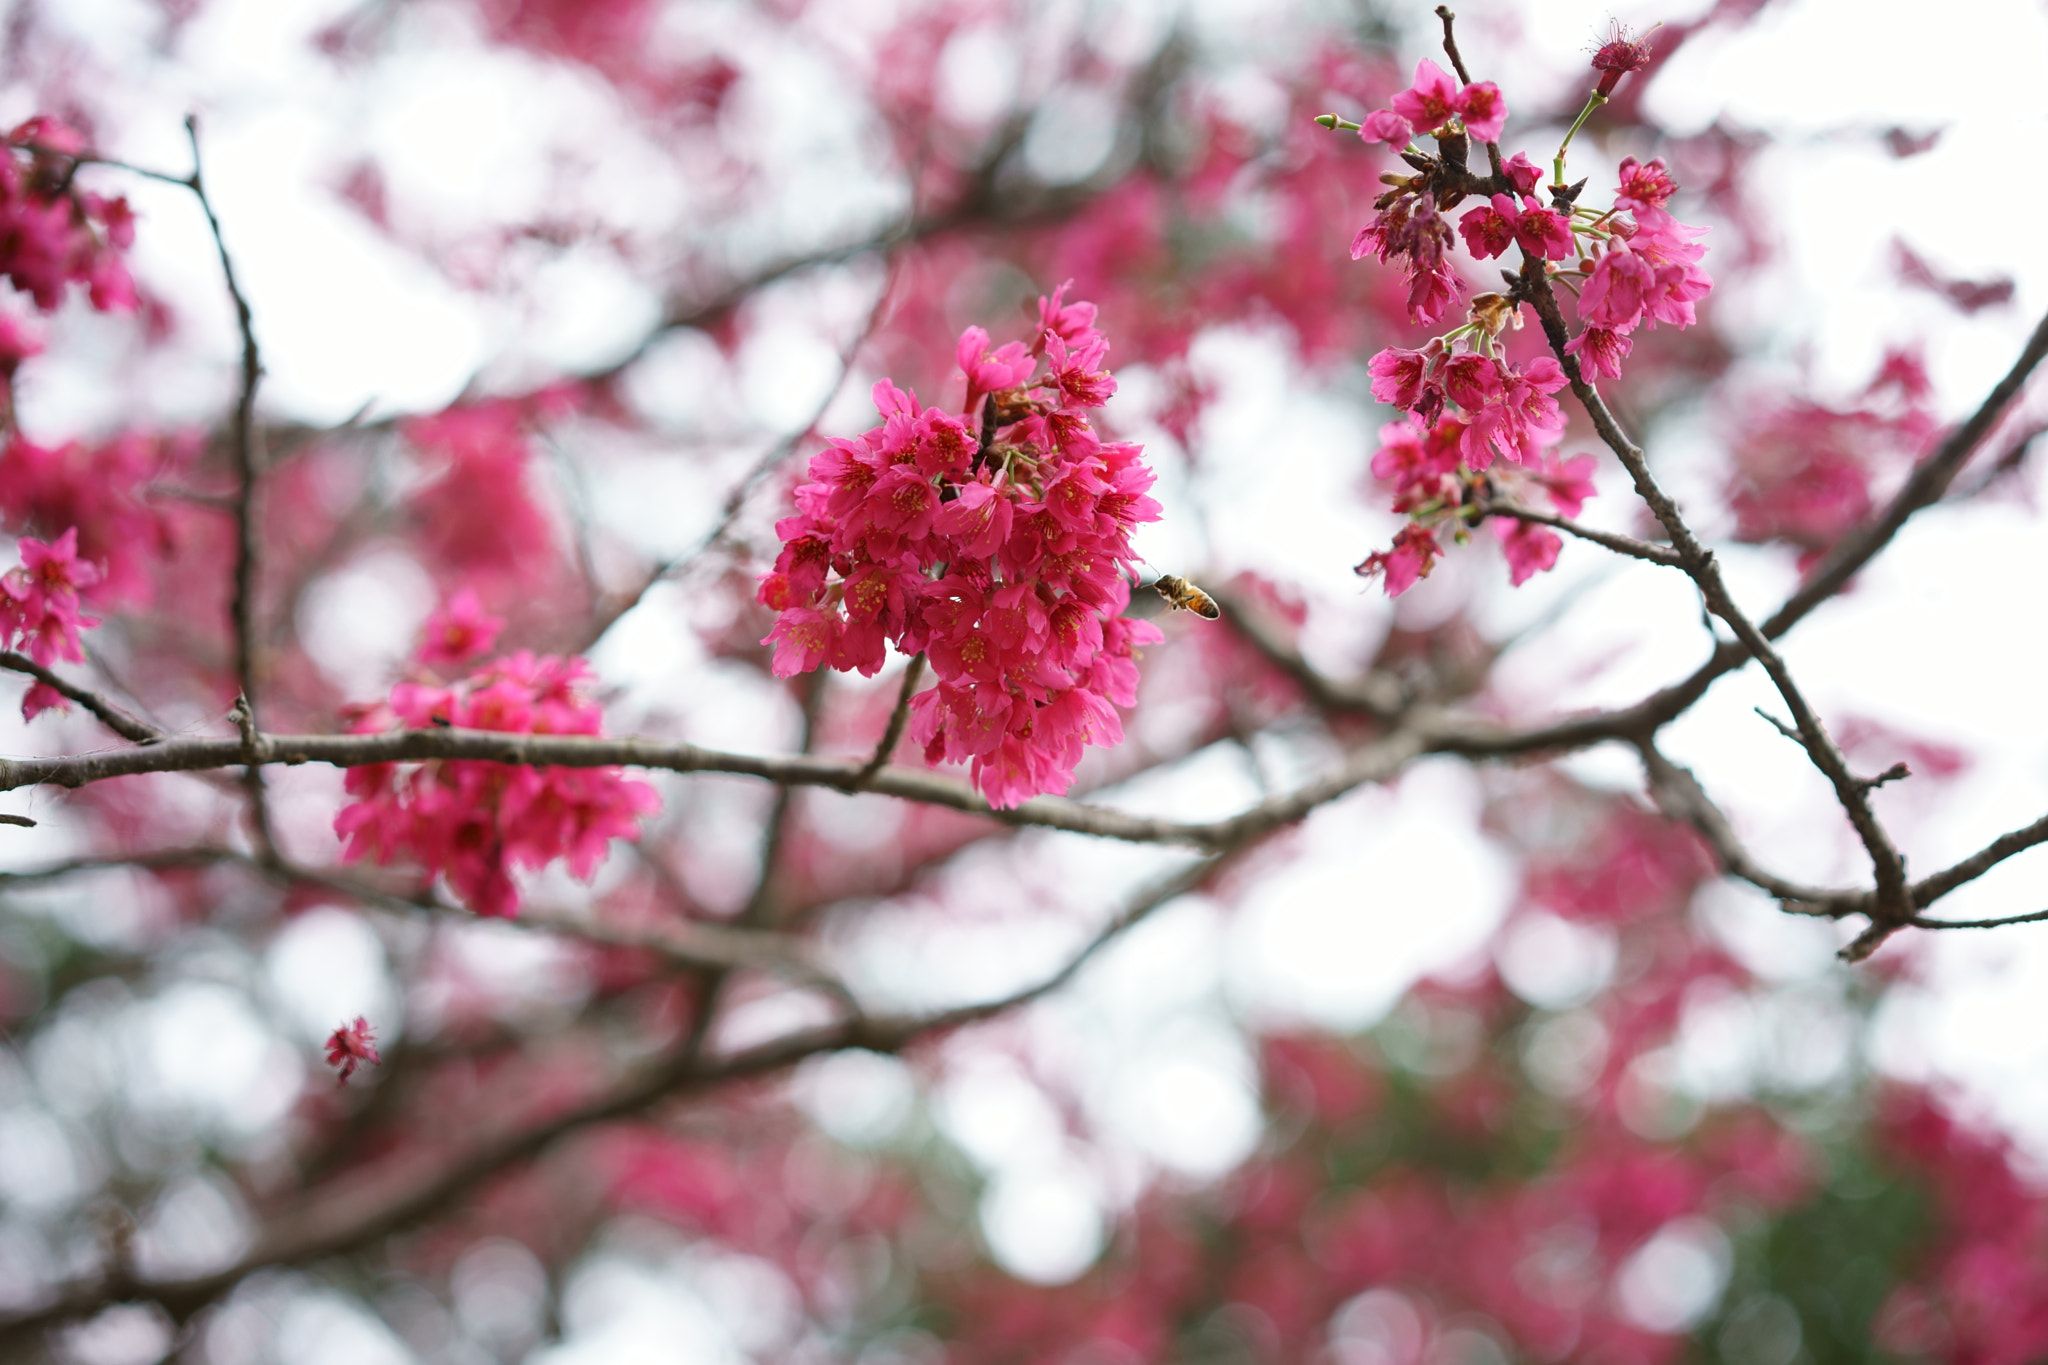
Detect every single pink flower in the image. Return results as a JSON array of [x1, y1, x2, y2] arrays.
[[1357, 109, 1413, 147], [1454, 81, 1507, 143], [19, 679, 63, 721], [1367, 345, 1440, 410], [416, 588, 505, 668], [1532, 452, 1599, 518], [1502, 152, 1543, 197], [1589, 21, 1657, 97], [1406, 259, 1461, 326], [957, 327, 1034, 413], [1389, 59, 1462, 135], [1564, 324, 1634, 381], [325, 1016, 382, 1085], [1615, 156, 1677, 212], [1578, 246, 1657, 329], [1513, 203, 1575, 260], [1356, 523, 1442, 597], [1492, 518, 1562, 585], [1458, 197, 1520, 260]]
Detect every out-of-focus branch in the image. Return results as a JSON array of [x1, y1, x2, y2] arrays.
[[0, 851, 1222, 1349], [1911, 908, 2048, 931], [1636, 741, 1844, 907], [1908, 810, 2048, 908], [0, 651, 163, 743], [1209, 589, 1406, 717]]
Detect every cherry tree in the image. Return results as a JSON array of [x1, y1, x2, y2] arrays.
[[1, 1, 2047, 1362]]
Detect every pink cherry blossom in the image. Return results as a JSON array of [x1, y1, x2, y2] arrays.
[[1458, 196, 1520, 260], [1502, 152, 1543, 197], [416, 588, 505, 668], [1513, 202, 1574, 259], [335, 652, 659, 917], [1577, 245, 1657, 329], [760, 291, 1162, 808], [1357, 109, 1412, 147], [1388, 59, 1462, 134], [0, 120, 138, 314], [1355, 523, 1442, 596], [1367, 343, 1441, 411], [325, 1016, 381, 1085], [1454, 81, 1507, 143], [1615, 156, 1677, 212], [1, 527, 102, 667], [1491, 517, 1562, 584], [1564, 323, 1634, 380]]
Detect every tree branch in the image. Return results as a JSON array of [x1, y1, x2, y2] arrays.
[[1481, 500, 1685, 568], [0, 851, 1223, 1349], [850, 653, 926, 788], [1517, 254, 1911, 956], [182, 117, 277, 863], [0, 651, 163, 743], [0, 723, 1427, 851]]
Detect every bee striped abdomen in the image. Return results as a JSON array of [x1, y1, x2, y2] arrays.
[[1153, 574, 1221, 620]]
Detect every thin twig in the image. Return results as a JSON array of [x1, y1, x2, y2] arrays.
[[1752, 706, 1804, 747], [1636, 741, 1843, 909], [850, 653, 926, 788], [577, 259, 901, 656], [0, 651, 163, 743], [183, 116, 276, 862], [1482, 500, 1684, 567], [1911, 908, 2048, 931]]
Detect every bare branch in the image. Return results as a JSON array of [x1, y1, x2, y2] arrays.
[[1636, 742, 1848, 908], [1210, 589, 1406, 717], [1910, 809, 2048, 908], [1517, 255, 1911, 954], [0, 723, 1427, 851], [1911, 908, 2048, 931], [182, 117, 277, 864], [851, 653, 926, 788], [1482, 500, 1685, 568]]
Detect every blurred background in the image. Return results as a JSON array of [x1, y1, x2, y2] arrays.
[[3, 0, 2048, 1361]]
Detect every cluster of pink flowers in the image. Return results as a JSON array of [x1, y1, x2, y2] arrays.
[[1723, 349, 1937, 571], [335, 623, 659, 917], [1343, 40, 1712, 596], [324, 1016, 381, 1085], [2, 527, 102, 719], [1356, 410, 1596, 594], [0, 432, 190, 607], [0, 117, 137, 315], [759, 286, 1163, 808], [1348, 61, 1530, 326]]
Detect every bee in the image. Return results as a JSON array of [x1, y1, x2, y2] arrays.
[[1151, 573, 1221, 621]]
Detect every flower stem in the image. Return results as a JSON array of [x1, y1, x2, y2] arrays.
[[1551, 91, 1607, 192]]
